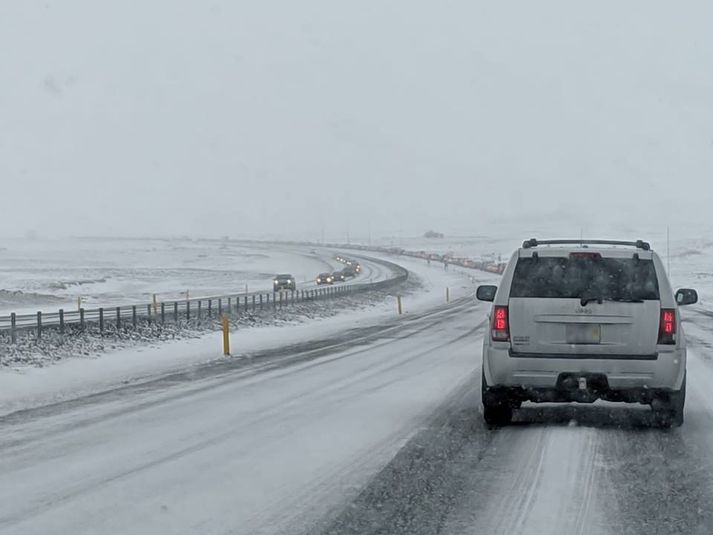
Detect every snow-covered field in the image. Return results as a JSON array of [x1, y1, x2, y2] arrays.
[[0, 238, 336, 315]]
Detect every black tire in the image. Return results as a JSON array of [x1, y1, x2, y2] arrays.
[[482, 372, 513, 427], [653, 374, 686, 428]]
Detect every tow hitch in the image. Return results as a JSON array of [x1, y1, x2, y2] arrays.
[[557, 373, 609, 403]]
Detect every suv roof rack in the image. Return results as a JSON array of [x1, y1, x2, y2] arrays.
[[522, 239, 651, 251]]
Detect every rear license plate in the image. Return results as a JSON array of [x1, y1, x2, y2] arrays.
[[566, 324, 601, 344]]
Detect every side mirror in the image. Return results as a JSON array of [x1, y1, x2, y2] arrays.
[[675, 288, 698, 306], [476, 285, 497, 302]]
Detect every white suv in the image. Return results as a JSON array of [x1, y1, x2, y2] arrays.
[[476, 239, 698, 427]]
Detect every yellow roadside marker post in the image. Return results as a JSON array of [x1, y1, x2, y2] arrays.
[[222, 317, 231, 356], [397, 296, 403, 315]]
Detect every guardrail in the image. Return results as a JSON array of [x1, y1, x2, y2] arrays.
[[0, 254, 408, 344]]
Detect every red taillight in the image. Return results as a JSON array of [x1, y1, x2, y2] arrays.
[[658, 308, 676, 345], [491, 305, 510, 342]]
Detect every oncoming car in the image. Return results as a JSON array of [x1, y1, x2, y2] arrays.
[[273, 274, 296, 291], [332, 271, 346, 282], [316, 272, 334, 285], [476, 239, 698, 428]]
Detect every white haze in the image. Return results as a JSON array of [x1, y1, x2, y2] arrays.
[[1, 0, 712, 241]]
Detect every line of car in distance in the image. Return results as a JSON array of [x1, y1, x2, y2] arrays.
[[317, 257, 362, 285], [271, 256, 362, 290]]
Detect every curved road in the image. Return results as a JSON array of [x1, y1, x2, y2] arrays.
[[2, 291, 713, 533]]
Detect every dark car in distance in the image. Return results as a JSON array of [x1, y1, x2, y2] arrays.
[[273, 274, 296, 291], [316, 272, 334, 285]]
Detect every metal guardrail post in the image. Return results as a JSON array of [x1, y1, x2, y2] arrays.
[[147, 304, 152, 325], [208, 299, 212, 318], [116, 306, 121, 329], [174, 302, 178, 322], [10, 313, 16, 344], [197, 300, 202, 320], [252, 295, 256, 312], [99, 308, 104, 334], [186, 300, 191, 320], [259, 294, 263, 309], [59, 309, 65, 334], [37, 311, 42, 340], [244, 295, 248, 311], [80, 308, 85, 330], [132, 305, 137, 328], [161, 302, 166, 323], [218, 298, 222, 317]]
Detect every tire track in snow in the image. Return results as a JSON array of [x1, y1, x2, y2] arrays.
[[446, 426, 605, 535]]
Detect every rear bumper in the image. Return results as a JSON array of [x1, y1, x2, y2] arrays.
[[486, 384, 679, 405], [483, 344, 685, 391]]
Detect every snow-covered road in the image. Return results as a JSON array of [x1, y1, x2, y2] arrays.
[[0, 296, 486, 534], [3, 254, 713, 534]]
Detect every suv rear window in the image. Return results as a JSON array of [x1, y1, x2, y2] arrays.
[[510, 256, 660, 300]]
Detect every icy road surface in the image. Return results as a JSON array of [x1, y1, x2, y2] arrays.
[[2, 299, 713, 534]]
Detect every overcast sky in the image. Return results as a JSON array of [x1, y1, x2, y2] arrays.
[[1, 1, 712, 241]]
